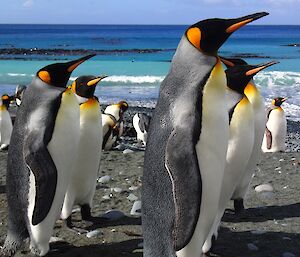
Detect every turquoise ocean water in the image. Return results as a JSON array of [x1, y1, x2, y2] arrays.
[[0, 24, 299, 120]]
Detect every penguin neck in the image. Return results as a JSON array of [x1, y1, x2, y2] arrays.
[[244, 80, 261, 105], [170, 36, 217, 87], [0, 104, 7, 111]]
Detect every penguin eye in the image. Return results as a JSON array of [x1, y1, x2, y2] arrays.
[[186, 27, 202, 50]]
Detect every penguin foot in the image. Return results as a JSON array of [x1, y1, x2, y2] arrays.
[[65, 216, 88, 235], [80, 204, 92, 221], [234, 199, 245, 214]]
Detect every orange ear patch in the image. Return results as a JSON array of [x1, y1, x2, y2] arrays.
[[186, 27, 201, 49], [2, 95, 9, 100], [38, 71, 51, 84], [71, 81, 77, 94]]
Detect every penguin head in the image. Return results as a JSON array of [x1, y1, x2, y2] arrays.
[[272, 97, 287, 107], [71, 75, 107, 98], [186, 12, 268, 56], [220, 56, 248, 68], [1, 94, 13, 109], [36, 54, 96, 87], [117, 101, 129, 115], [225, 61, 279, 94]]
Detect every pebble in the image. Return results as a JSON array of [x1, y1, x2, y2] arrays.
[[282, 237, 292, 240], [49, 237, 64, 243], [86, 229, 103, 238], [255, 183, 273, 193], [130, 200, 142, 216], [129, 186, 139, 191], [123, 149, 134, 154], [101, 210, 125, 221], [247, 243, 259, 251], [127, 193, 139, 202], [283, 252, 296, 257], [98, 175, 111, 183], [113, 187, 123, 193], [71, 207, 81, 213], [102, 195, 111, 200], [279, 158, 285, 162], [275, 167, 281, 170]]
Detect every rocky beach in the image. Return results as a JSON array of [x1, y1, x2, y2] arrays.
[[0, 107, 299, 257]]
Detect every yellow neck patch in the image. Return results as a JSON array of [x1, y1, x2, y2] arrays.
[[71, 81, 77, 94], [186, 27, 201, 50], [244, 82, 258, 99]]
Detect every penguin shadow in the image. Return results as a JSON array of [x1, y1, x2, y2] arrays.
[[222, 202, 300, 223], [83, 215, 142, 231], [46, 239, 143, 257], [209, 227, 300, 257], [0, 185, 6, 194]]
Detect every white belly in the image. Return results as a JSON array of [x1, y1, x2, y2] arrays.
[[61, 104, 102, 219], [262, 109, 286, 152], [0, 109, 13, 147], [232, 98, 265, 199], [203, 98, 254, 253], [28, 90, 80, 255], [176, 62, 229, 257], [133, 114, 147, 145]]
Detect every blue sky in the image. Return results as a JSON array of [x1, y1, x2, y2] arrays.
[[1, 0, 300, 24]]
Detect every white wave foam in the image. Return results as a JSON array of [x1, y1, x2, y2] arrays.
[[254, 71, 300, 88], [70, 75, 164, 84], [7, 73, 29, 77]]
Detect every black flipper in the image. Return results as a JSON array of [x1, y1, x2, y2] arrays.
[[266, 107, 273, 149], [138, 113, 150, 133], [165, 128, 202, 251], [24, 132, 58, 226], [266, 127, 273, 149]]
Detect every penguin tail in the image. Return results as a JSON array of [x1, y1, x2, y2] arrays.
[[0, 230, 27, 257]]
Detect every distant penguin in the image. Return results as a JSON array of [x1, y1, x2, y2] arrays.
[[1, 54, 95, 257], [202, 64, 258, 253], [221, 57, 279, 213], [0, 94, 13, 150], [262, 97, 287, 152], [142, 12, 268, 257], [102, 101, 128, 150], [14, 85, 27, 107], [61, 75, 106, 228], [133, 112, 150, 145]]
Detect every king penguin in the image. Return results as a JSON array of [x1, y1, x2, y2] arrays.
[[221, 57, 279, 213], [102, 101, 128, 150], [261, 97, 287, 152], [1, 54, 95, 257], [61, 75, 107, 228], [202, 63, 260, 253], [0, 94, 13, 150], [132, 112, 150, 146], [142, 12, 268, 257]]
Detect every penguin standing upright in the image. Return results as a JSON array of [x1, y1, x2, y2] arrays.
[[133, 112, 150, 145], [262, 97, 287, 152], [102, 101, 128, 150], [1, 54, 95, 257], [221, 57, 279, 212], [142, 12, 268, 257], [203, 63, 272, 253], [61, 75, 106, 227], [0, 94, 13, 150]]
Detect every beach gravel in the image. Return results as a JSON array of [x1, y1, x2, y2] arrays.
[[0, 108, 299, 257]]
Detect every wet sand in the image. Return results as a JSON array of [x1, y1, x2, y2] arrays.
[[0, 108, 299, 257]]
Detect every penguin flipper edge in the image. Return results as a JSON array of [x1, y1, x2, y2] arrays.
[[165, 129, 202, 251], [24, 134, 57, 226]]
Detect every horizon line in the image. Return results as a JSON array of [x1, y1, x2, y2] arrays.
[[0, 23, 299, 26]]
